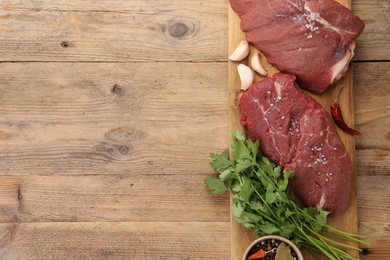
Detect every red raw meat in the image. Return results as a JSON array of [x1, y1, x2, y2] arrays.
[[240, 73, 352, 216], [229, 0, 365, 93]]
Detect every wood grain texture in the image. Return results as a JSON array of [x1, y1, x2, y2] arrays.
[[1, 0, 225, 12], [0, 222, 230, 259], [0, 174, 229, 223], [354, 62, 390, 152], [354, 0, 390, 61], [358, 222, 390, 260], [0, 62, 228, 176], [228, 0, 361, 259], [1, 0, 389, 61], [0, 6, 227, 62], [353, 62, 390, 259]]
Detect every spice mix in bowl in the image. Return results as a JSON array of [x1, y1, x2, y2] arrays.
[[243, 235, 303, 260]]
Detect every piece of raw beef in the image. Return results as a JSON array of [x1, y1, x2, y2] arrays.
[[229, 0, 365, 93], [240, 73, 352, 216]]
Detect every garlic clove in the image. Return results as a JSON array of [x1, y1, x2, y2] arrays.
[[229, 40, 250, 61], [237, 64, 254, 91], [251, 52, 268, 76]]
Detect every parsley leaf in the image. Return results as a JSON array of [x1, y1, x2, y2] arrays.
[[219, 168, 235, 181], [204, 177, 227, 195], [210, 152, 231, 172], [258, 223, 280, 234], [239, 177, 254, 202], [265, 183, 277, 204], [232, 202, 244, 219]]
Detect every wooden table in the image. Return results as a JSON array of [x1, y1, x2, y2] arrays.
[[0, 1, 388, 259]]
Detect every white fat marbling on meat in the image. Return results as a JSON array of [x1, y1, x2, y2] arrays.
[[275, 82, 283, 97], [317, 193, 326, 209], [331, 43, 356, 83]]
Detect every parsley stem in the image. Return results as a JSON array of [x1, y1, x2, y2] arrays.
[[254, 163, 279, 187], [292, 218, 357, 260], [321, 230, 369, 246], [297, 226, 358, 260], [325, 225, 367, 238], [250, 182, 279, 220], [296, 230, 338, 259], [245, 200, 278, 225], [252, 164, 283, 209], [316, 233, 343, 260]]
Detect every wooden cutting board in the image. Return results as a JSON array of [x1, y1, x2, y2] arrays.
[[228, 1, 359, 259]]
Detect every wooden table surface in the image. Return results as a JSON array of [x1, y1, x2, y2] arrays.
[[0, 1, 388, 259]]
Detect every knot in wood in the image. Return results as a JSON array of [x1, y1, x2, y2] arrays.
[[112, 84, 123, 94], [119, 145, 130, 155], [162, 18, 199, 41], [61, 41, 70, 48], [168, 22, 189, 38]]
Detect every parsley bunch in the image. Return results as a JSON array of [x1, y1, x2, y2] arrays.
[[205, 131, 368, 260]]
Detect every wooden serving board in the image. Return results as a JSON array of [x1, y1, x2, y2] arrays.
[[228, 1, 359, 259]]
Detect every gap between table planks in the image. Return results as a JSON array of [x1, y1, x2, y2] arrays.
[[228, 1, 359, 259]]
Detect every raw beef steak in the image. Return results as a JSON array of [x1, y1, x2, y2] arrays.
[[229, 0, 365, 94], [240, 73, 352, 216]]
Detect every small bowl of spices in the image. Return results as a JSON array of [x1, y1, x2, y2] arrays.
[[243, 235, 303, 260]]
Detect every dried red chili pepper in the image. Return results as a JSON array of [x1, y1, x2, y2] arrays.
[[331, 85, 362, 136], [247, 248, 276, 260], [247, 249, 266, 260]]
